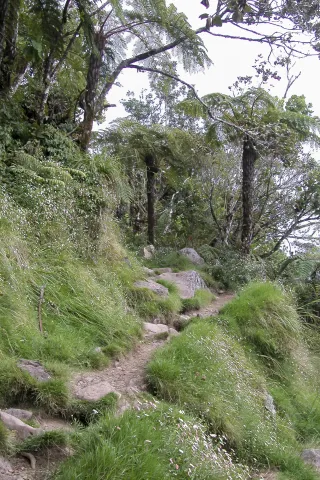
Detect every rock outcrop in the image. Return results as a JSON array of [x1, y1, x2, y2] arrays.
[[134, 279, 169, 297], [179, 248, 204, 265], [158, 270, 207, 299], [17, 360, 51, 382], [301, 449, 320, 471]]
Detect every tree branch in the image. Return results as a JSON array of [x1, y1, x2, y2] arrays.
[[124, 64, 248, 135]]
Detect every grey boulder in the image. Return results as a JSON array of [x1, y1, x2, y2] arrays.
[[179, 248, 204, 265], [158, 270, 207, 299], [134, 279, 168, 297], [17, 359, 51, 382], [301, 449, 320, 471]]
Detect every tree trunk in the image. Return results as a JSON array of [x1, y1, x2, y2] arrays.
[[79, 31, 106, 151], [10, 58, 28, 94], [241, 135, 258, 254], [145, 154, 158, 245], [0, 0, 9, 65], [0, 0, 20, 95]]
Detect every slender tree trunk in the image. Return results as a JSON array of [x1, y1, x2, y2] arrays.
[[79, 31, 106, 151], [241, 135, 258, 254], [145, 154, 158, 245], [10, 59, 28, 94], [0, 0, 9, 65], [0, 0, 20, 95]]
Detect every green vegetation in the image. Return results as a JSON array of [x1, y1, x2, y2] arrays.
[[1, 1, 320, 478], [130, 280, 183, 321], [147, 282, 320, 478], [64, 394, 118, 425], [16, 430, 68, 454], [181, 289, 215, 312], [220, 282, 301, 364], [54, 400, 249, 480], [0, 184, 143, 411], [145, 251, 196, 272], [0, 420, 9, 453]]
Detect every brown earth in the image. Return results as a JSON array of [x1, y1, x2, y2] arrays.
[[70, 293, 234, 404]]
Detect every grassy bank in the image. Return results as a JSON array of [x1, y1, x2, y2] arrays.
[[54, 399, 250, 480], [147, 282, 320, 479], [0, 191, 144, 411]]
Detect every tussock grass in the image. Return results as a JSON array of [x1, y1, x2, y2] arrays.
[[54, 399, 250, 480], [64, 393, 118, 424], [145, 251, 196, 272], [0, 420, 8, 453], [147, 282, 320, 479], [181, 288, 214, 312], [220, 282, 301, 364], [0, 205, 142, 410], [16, 430, 68, 454], [129, 280, 183, 321]]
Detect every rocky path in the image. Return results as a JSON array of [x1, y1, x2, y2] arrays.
[[187, 292, 234, 318], [1, 293, 234, 480], [70, 293, 233, 407]]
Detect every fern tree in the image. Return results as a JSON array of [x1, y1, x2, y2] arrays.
[[76, 0, 210, 150], [99, 119, 210, 245], [181, 89, 320, 254]]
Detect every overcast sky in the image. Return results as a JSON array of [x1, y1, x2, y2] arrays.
[[102, 2, 320, 129]]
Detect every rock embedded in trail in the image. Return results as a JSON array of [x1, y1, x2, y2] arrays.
[[3, 409, 33, 421], [153, 267, 172, 274], [301, 449, 320, 471], [0, 411, 43, 440], [143, 322, 179, 338], [143, 322, 169, 336], [179, 248, 204, 265], [158, 270, 207, 299], [17, 359, 51, 382], [134, 279, 169, 297], [142, 266, 154, 276]]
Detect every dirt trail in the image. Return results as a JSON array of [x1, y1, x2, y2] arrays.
[[70, 293, 234, 404], [188, 292, 234, 318], [1, 293, 234, 480]]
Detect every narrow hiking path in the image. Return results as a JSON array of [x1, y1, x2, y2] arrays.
[[70, 293, 234, 407], [1, 293, 234, 480]]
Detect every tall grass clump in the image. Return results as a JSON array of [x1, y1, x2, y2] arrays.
[[181, 288, 214, 313], [220, 282, 301, 365], [129, 280, 183, 321], [144, 250, 196, 272], [54, 399, 249, 480], [147, 282, 320, 478], [0, 190, 142, 409]]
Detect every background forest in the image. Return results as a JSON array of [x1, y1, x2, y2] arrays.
[[1, 1, 320, 479]]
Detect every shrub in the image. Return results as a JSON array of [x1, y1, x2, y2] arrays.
[[198, 245, 266, 289]]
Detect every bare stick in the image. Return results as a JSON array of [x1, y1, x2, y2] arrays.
[[38, 286, 45, 334]]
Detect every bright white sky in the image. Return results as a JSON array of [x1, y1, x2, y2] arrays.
[[102, 1, 320, 128]]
